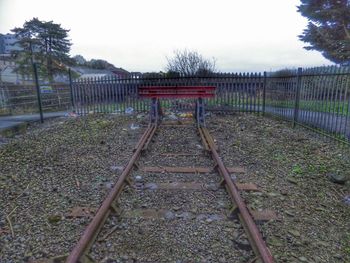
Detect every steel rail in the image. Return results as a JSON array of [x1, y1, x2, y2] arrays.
[[199, 127, 275, 263], [66, 124, 157, 263]]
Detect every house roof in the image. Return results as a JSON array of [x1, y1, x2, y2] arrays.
[[72, 66, 113, 75], [78, 73, 113, 79], [72, 66, 131, 79], [111, 67, 129, 74]]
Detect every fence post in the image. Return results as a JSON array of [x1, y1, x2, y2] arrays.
[[68, 68, 74, 109], [262, 71, 267, 115], [33, 63, 44, 123], [293, 67, 303, 128]]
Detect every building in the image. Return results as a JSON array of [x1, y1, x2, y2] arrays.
[[0, 35, 4, 54], [73, 66, 130, 80], [111, 67, 130, 78], [0, 33, 22, 54], [130, 72, 143, 78], [0, 54, 32, 84]]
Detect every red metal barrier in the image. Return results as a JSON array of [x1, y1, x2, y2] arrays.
[[138, 86, 216, 99]]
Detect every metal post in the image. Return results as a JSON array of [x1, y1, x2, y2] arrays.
[[33, 63, 44, 123], [150, 98, 158, 124], [68, 68, 74, 108], [262, 71, 267, 115], [293, 67, 303, 128], [196, 97, 205, 127]]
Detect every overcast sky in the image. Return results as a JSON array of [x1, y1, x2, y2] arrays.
[[0, 0, 333, 72]]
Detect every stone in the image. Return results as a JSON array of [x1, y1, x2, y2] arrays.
[[110, 165, 124, 172], [343, 195, 350, 206], [288, 230, 301, 237], [298, 256, 308, 262], [144, 183, 158, 190], [135, 175, 142, 181], [317, 241, 329, 247], [268, 237, 283, 247], [280, 190, 288, 195], [164, 211, 175, 220], [105, 182, 114, 189], [47, 214, 62, 224], [285, 210, 295, 217], [286, 177, 298, 184], [173, 206, 181, 211], [205, 218, 213, 223], [235, 238, 250, 250], [267, 192, 279, 197], [328, 173, 347, 185]]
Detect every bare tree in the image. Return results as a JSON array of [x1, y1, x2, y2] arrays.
[[166, 49, 216, 77]]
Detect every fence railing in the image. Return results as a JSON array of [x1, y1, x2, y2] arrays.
[[70, 67, 350, 143], [71, 73, 264, 115], [265, 66, 350, 143], [0, 82, 71, 116], [0, 66, 349, 144]]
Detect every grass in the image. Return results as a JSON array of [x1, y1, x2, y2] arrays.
[[307, 163, 327, 174], [266, 99, 350, 117]]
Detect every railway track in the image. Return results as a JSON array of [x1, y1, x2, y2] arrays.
[[65, 116, 275, 262]]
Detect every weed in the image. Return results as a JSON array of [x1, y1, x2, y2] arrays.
[[318, 163, 327, 173], [344, 234, 350, 257], [273, 153, 286, 162], [292, 164, 303, 175]]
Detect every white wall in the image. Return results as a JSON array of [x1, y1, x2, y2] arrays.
[[3, 33, 22, 54]]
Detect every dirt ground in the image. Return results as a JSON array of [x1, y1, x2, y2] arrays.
[[0, 113, 349, 262]]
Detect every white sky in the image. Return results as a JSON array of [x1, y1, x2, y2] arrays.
[[0, 0, 333, 72]]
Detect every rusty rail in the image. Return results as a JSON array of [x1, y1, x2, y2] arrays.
[[66, 121, 274, 262], [65, 124, 157, 263], [199, 127, 275, 263]]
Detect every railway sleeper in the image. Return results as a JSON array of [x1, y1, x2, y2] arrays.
[[64, 122, 274, 262]]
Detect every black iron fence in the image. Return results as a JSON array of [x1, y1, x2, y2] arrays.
[[70, 67, 350, 143], [265, 66, 350, 143], [71, 73, 264, 115], [0, 62, 71, 122], [0, 65, 349, 144], [0, 82, 71, 116]]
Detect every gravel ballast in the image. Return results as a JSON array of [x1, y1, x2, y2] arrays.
[[0, 115, 146, 262], [207, 113, 350, 262], [0, 112, 349, 262]]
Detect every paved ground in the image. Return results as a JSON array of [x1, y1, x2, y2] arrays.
[[0, 111, 67, 131], [265, 106, 350, 141]]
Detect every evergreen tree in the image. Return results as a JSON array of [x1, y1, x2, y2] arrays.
[[298, 0, 350, 64], [11, 18, 72, 80]]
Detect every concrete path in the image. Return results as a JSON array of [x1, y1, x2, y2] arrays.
[[0, 111, 67, 132], [265, 106, 350, 140]]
